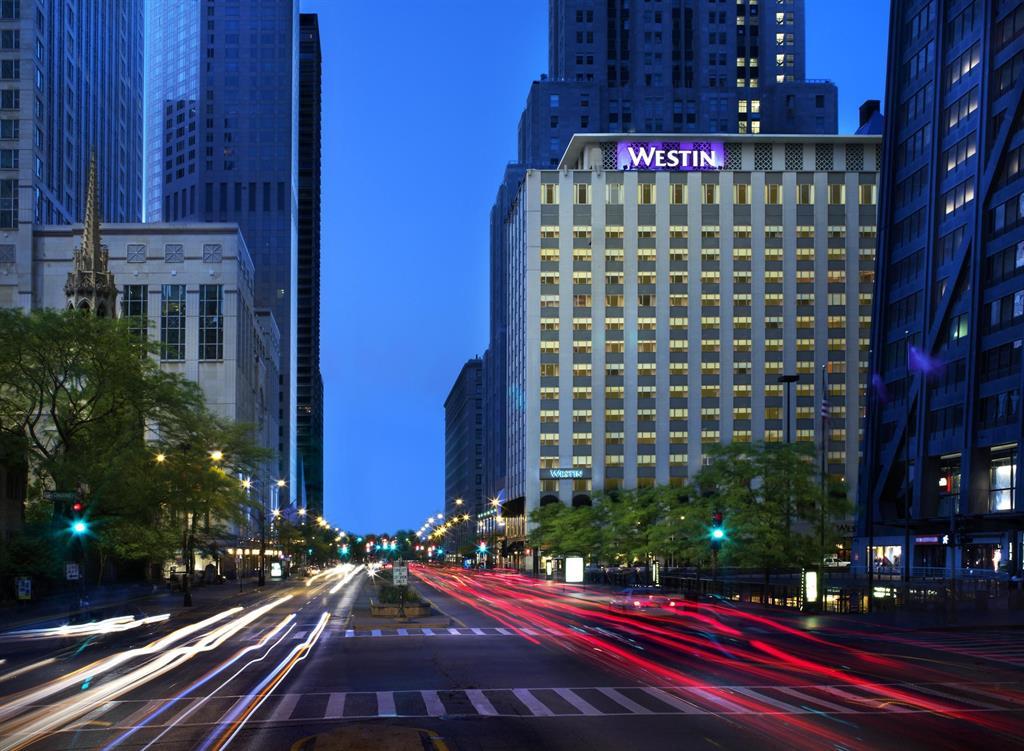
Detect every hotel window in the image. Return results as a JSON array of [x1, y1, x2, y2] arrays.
[[0, 89, 17, 109], [765, 183, 783, 204], [702, 183, 719, 204], [607, 183, 623, 204], [160, 285, 186, 362], [827, 184, 845, 204], [991, 449, 1017, 511], [670, 183, 687, 204], [0, 147, 15, 168], [796, 184, 814, 204], [121, 285, 148, 340], [859, 184, 877, 204], [638, 183, 656, 204], [734, 184, 751, 204], [574, 182, 591, 205], [540, 363, 559, 377], [541, 183, 558, 204], [198, 285, 223, 361]]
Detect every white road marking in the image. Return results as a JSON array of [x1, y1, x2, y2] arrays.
[[324, 693, 346, 719], [554, 688, 602, 715], [465, 689, 498, 716], [376, 692, 396, 717], [597, 687, 652, 714], [513, 688, 553, 716]]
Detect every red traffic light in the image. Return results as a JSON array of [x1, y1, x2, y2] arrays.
[[712, 511, 723, 526], [71, 501, 84, 513]]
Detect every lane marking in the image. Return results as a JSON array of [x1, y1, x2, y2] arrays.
[[465, 689, 498, 716], [597, 687, 652, 715], [376, 692, 396, 717], [512, 689, 553, 717], [641, 687, 702, 714], [422, 691, 446, 717], [371, 629, 382, 637], [553, 688, 602, 716], [324, 693, 346, 719], [471, 628, 486, 636], [683, 687, 745, 714], [268, 693, 302, 722]]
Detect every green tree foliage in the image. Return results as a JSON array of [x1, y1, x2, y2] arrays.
[[527, 442, 849, 577], [0, 309, 269, 597]]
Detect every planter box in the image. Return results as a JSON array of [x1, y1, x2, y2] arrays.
[[369, 601, 432, 618]]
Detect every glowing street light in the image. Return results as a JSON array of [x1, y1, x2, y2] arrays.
[[209, 450, 224, 462], [154, 452, 166, 464]]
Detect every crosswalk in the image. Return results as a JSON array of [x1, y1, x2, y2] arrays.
[[338, 626, 554, 638], [866, 630, 1024, 668], [85, 681, 1024, 729]]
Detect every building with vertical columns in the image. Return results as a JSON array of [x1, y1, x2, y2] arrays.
[[503, 133, 879, 569], [145, 0, 299, 504], [860, 0, 1024, 577]]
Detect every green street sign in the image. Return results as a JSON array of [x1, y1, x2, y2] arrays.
[[45, 491, 79, 501]]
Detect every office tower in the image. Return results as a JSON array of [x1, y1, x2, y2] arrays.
[[503, 133, 879, 570], [0, 0, 144, 311], [861, 1, 1024, 577], [524, 0, 837, 168], [297, 13, 323, 517], [445, 359, 486, 538], [485, 0, 839, 512], [145, 0, 299, 497]]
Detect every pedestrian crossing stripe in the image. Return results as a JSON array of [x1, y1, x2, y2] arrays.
[[72, 681, 1024, 731], [337, 626, 573, 638], [862, 631, 1024, 668]]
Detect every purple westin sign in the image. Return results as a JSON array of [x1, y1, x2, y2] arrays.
[[616, 141, 726, 171]]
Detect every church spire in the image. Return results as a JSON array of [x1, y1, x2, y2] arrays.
[[65, 149, 117, 317], [81, 150, 102, 272]]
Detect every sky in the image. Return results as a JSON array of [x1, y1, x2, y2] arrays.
[[300, 0, 891, 535]]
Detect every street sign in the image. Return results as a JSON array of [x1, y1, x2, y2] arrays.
[[45, 491, 79, 502], [65, 563, 80, 581], [392, 562, 408, 586], [15, 577, 31, 600]]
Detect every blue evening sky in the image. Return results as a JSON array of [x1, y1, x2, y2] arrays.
[[299, 0, 891, 535]]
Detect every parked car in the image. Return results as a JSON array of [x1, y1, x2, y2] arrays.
[[823, 555, 850, 568], [609, 588, 670, 612]]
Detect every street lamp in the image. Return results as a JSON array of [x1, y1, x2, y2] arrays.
[[209, 449, 224, 462], [155, 452, 166, 464]]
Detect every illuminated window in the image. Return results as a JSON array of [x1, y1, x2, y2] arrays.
[[765, 183, 783, 204], [859, 184, 877, 204], [702, 183, 719, 204], [574, 182, 591, 205], [670, 183, 687, 204], [828, 184, 845, 204], [796, 184, 814, 204], [638, 183, 656, 204], [734, 184, 751, 204], [541, 183, 558, 204]]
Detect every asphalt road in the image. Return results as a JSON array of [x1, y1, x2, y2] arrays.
[[1, 564, 1023, 750]]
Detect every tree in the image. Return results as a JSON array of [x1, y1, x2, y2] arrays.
[[691, 441, 824, 600]]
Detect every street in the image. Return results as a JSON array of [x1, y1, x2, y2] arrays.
[[1, 565, 1023, 750]]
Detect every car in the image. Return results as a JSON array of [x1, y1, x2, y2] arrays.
[[609, 588, 670, 612], [823, 555, 851, 568]]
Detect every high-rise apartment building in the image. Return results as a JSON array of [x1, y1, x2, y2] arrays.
[[0, 0, 144, 311], [145, 0, 300, 498], [503, 133, 879, 570], [484, 0, 839, 509], [860, 0, 1024, 577], [297, 13, 323, 516], [445, 359, 486, 536]]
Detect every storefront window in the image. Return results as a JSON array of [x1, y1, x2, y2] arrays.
[[962, 543, 1003, 572], [871, 545, 902, 572], [990, 451, 1016, 511]]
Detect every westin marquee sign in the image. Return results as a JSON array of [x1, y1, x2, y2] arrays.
[[616, 141, 726, 171]]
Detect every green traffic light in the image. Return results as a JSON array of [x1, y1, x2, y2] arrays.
[[711, 528, 725, 540], [71, 520, 87, 535]]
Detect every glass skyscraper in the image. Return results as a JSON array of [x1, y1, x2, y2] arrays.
[[146, 0, 299, 497], [0, 0, 144, 311], [297, 13, 323, 517], [861, 0, 1024, 577]]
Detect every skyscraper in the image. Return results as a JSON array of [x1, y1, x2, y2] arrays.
[[861, 1, 1024, 577], [146, 0, 299, 496], [445, 358, 485, 536], [0, 0, 144, 311], [485, 0, 840, 508], [297, 13, 323, 517]]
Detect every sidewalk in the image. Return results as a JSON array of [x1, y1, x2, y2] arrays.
[[0, 576, 292, 632]]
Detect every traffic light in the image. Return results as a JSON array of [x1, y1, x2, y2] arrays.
[[477, 541, 488, 554], [710, 511, 725, 550], [69, 498, 88, 535], [71, 520, 87, 535]]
